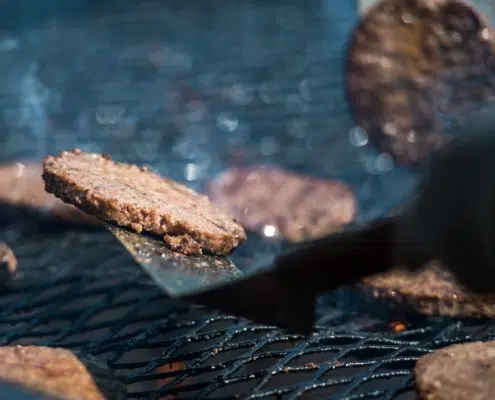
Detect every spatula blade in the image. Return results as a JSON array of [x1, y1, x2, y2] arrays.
[[105, 223, 244, 297]]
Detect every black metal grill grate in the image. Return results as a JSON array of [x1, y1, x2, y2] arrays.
[[1, 1, 495, 399], [2, 220, 495, 400]]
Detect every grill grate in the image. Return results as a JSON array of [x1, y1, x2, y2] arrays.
[[0, 1, 494, 399], [0, 220, 494, 399]]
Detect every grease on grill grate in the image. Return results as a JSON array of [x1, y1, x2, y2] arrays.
[[0, 217, 493, 399]]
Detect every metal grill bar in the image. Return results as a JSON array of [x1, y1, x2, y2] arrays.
[[0, 220, 492, 399]]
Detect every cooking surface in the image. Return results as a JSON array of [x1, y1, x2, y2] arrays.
[[4, 224, 495, 399], [0, 1, 494, 399]]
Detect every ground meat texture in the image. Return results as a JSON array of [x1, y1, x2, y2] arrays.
[[0, 162, 98, 225], [345, 0, 495, 167], [0, 242, 16, 286], [0, 346, 106, 400], [206, 166, 356, 243], [414, 341, 495, 400], [362, 263, 495, 317], [42, 149, 247, 256], [163, 234, 202, 256]]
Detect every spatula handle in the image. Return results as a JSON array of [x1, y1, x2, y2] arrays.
[[272, 216, 400, 295]]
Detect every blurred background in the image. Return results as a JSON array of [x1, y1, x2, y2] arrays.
[[0, 0, 420, 228]]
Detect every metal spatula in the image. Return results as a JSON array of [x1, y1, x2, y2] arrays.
[[106, 216, 398, 335], [181, 216, 397, 335], [105, 223, 243, 297]]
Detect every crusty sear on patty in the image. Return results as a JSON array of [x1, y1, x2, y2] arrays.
[[362, 263, 495, 317], [43, 149, 246, 256]]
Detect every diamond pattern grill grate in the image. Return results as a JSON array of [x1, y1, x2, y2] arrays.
[[0, 1, 494, 399], [0, 220, 493, 399]]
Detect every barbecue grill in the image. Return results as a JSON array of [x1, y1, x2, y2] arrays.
[[1, 1, 494, 399]]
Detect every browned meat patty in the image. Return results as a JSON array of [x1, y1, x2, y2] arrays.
[[43, 149, 247, 256], [0, 346, 106, 400], [414, 341, 495, 400], [0, 242, 16, 286], [206, 166, 356, 243], [0, 162, 98, 225], [346, 0, 495, 167], [362, 263, 495, 317]]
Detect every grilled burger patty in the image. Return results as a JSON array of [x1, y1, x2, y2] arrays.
[[414, 341, 495, 400], [0, 162, 97, 225], [42, 149, 247, 256], [362, 263, 495, 317], [346, 0, 495, 166], [206, 165, 356, 243], [0, 346, 107, 400]]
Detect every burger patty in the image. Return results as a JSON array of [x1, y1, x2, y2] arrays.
[[0, 162, 97, 225], [206, 165, 356, 243], [362, 263, 495, 317], [0, 346, 107, 400], [414, 341, 495, 400], [42, 149, 247, 256], [345, 0, 495, 167]]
